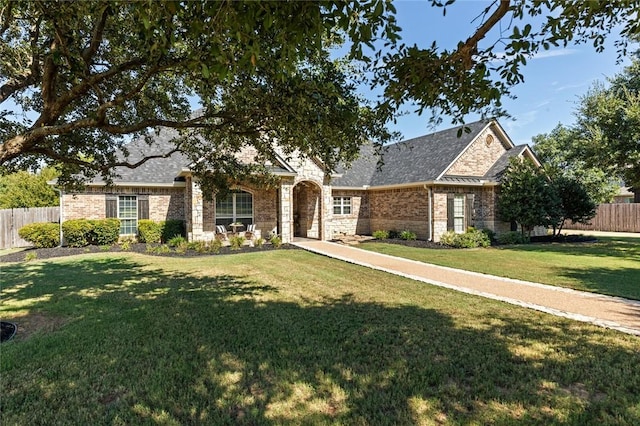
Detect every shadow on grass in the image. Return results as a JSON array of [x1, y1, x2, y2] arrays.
[[2, 257, 640, 424], [503, 237, 640, 260], [552, 264, 640, 301]]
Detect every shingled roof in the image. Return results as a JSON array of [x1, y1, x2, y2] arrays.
[[333, 119, 497, 188], [89, 128, 189, 185]]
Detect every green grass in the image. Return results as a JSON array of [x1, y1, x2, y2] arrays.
[[361, 236, 640, 300], [2, 251, 640, 425]]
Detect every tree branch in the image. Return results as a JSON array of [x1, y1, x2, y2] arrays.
[[453, 0, 511, 69], [82, 5, 110, 69]]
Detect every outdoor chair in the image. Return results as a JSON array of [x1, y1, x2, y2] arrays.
[[216, 225, 229, 241], [245, 224, 256, 240]]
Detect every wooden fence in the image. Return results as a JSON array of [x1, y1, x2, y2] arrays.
[[0, 207, 60, 249], [564, 203, 640, 233]]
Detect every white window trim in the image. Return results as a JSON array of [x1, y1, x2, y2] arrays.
[[215, 191, 254, 224], [333, 196, 352, 215], [118, 195, 138, 235], [453, 195, 465, 234]]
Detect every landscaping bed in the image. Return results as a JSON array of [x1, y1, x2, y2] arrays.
[[0, 242, 300, 263]]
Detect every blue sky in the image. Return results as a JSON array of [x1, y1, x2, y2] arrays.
[[376, 0, 635, 147]]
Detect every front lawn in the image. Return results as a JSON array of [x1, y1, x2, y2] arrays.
[[2, 251, 640, 424], [361, 236, 640, 300]]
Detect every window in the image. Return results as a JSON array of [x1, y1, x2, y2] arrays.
[[118, 195, 137, 235], [215, 190, 253, 227], [333, 197, 352, 215], [453, 195, 465, 233]]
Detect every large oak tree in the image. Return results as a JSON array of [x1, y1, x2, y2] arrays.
[[2, 0, 639, 189]]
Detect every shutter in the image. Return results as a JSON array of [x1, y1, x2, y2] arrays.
[[465, 194, 475, 229], [138, 199, 149, 220], [105, 196, 117, 218], [446, 193, 454, 231]]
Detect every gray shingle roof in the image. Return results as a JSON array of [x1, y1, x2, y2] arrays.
[[333, 120, 492, 187], [91, 128, 294, 185], [483, 145, 529, 181], [91, 128, 188, 185]]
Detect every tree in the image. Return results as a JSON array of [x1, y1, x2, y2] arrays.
[[0, 167, 59, 208], [532, 124, 618, 204], [2, 1, 639, 189], [497, 158, 562, 237], [549, 176, 597, 236], [574, 58, 640, 201]]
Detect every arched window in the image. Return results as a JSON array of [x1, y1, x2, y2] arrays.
[[215, 190, 253, 227]]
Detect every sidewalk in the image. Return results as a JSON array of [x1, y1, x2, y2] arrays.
[[292, 240, 640, 336]]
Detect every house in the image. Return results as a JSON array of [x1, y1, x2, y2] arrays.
[[58, 119, 541, 243]]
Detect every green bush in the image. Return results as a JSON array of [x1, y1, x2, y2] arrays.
[[481, 228, 496, 243], [229, 235, 245, 250], [400, 230, 417, 241], [62, 219, 94, 247], [18, 222, 60, 248], [440, 228, 491, 248], [372, 230, 389, 240], [89, 219, 120, 245], [497, 231, 530, 245], [161, 219, 185, 243], [208, 239, 222, 254], [167, 235, 187, 247], [270, 235, 282, 248], [254, 237, 265, 248], [138, 220, 162, 243]]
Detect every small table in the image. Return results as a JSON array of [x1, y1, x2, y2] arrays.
[[229, 223, 244, 235]]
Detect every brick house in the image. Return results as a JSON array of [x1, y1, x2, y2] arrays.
[[59, 119, 540, 243]]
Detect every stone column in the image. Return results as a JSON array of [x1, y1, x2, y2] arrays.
[[279, 179, 293, 243], [190, 179, 204, 241]]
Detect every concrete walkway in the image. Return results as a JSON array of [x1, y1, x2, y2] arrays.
[[292, 240, 640, 336]]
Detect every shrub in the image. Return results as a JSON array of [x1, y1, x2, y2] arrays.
[[89, 218, 120, 245], [400, 230, 417, 241], [229, 235, 245, 250], [208, 239, 222, 254], [62, 219, 94, 247], [18, 222, 60, 248], [119, 237, 135, 251], [254, 237, 265, 248], [167, 235, 187, 247], [497, 231, 530, 245], [440, 228, 491, 248], [481, 228, 496, 243], [388, 230, 401, 239], [24, 252, 38, 262], [161, 219, 185, 243], [187, 240, 208, 253], [270, 235, 282, 248], [175, 241, 189, 254], [372, 230, 389, 240], [138, 220, 162, 243]]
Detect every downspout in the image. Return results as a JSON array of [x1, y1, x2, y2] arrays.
[[52, 188, 64, 247]]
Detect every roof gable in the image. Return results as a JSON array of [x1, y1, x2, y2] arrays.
[[333, 119, 494, 188]]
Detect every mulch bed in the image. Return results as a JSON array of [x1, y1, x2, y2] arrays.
[[0, 243, 300, 263]]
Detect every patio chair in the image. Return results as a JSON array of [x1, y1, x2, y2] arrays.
[[245, 224, 256, 240], [216, 225, 229, 241]]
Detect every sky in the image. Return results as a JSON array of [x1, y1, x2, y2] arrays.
[[374, 0, 635, 147]]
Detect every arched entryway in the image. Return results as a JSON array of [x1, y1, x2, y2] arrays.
[[292, 181, 322, 239]]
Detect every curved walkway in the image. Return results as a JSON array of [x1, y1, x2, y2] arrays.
[[292, 240, 640, 337]]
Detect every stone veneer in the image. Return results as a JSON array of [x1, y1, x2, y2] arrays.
[[330, 189, 370, 237], [63, 186, 184, 222]]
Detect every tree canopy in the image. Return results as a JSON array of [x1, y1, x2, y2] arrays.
[[2, 0, 639, 189], [574, 58, 640, 200], [532, 124, 618, 204], [0, 167, 59, 208]]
